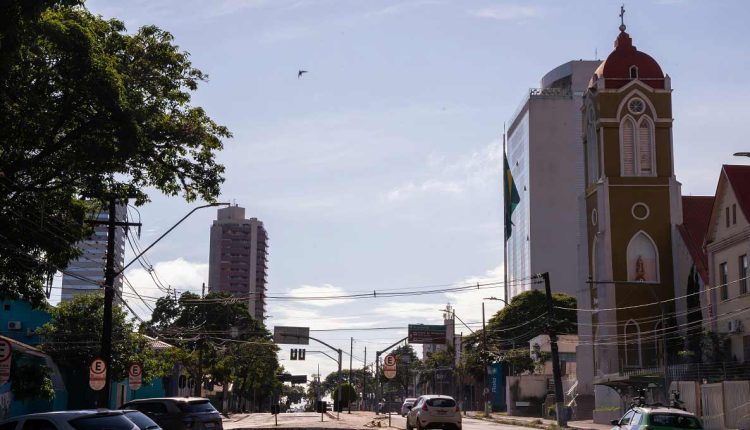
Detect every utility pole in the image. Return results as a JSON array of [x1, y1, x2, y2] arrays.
[[482, 301, 489, 415], [542, 272, 566, 427], [348, 337, 353, 413], [202, 282, 205, 298], [194, 334, 204, 397], [363, 346, 367, 411], [93, 199, 140, 407]]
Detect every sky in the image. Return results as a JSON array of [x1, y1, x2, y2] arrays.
[[49, 0, 750, 381]]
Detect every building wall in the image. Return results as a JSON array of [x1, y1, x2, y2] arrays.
[[506, 60, 600, 300], [61, 204, 126, 302], [707, 178, 750, 361], [583, 77, 680, 377], [208, 206, 268, 321], [0, 300, 51, 346]]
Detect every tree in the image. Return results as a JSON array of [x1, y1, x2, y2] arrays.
[[146, 291, 280, 411], [379, 344, 420, 399], [333, 383, 358, 410], [463, 290, 577, 376], [37, 293, 173, 407], [0, 0, 230, 305]]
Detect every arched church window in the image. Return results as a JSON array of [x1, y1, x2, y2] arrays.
[[620, 115, 655, 177], [621, 118, 636, 175], [629, 65, 639, 79], [638, 119, 654, 175], [626, 231, 659, 283], [624, 319, 641, 367]]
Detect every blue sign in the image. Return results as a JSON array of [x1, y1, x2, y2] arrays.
[[488, 363, 506, 411]]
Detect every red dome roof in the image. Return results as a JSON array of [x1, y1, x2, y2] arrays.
[[591, 30, 664, 89]]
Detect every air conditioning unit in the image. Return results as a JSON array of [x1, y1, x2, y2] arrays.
[[7, 321, 22, 330], [728, 320, 743, 333]]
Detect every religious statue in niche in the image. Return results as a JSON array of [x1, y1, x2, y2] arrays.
[[635, 256, 646, 281]]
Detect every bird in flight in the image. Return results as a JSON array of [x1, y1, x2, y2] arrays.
[[298, 70, 308, 79]]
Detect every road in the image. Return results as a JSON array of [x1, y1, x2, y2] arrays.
[[223, 411, 544, 430]]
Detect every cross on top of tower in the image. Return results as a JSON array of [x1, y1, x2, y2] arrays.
[[619, 4, 626, 32]]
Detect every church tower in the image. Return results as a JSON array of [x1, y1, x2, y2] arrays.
[[582, 12, 682, 380]]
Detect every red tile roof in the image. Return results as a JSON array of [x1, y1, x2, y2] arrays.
[[723, 165, 750, 223], [678, 196, 714, 284]]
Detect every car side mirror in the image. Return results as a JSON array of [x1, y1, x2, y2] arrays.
[[610, 420, 619, 426]]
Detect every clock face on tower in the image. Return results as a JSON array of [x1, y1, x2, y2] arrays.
[[628, 98, 645, 114]]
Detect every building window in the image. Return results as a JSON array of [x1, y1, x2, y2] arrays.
[[624, 320, 642, 367], [622, 118, 636, 175], [726, 207, 730, 228], [629, 65, 639, 79], [627, 231, 659, 282], [587, 109, 600, 184], [720, 262, 729, 300], [741, 255, 748, 295], [621, 116, 654, 176], [733, 204, 737, 225]]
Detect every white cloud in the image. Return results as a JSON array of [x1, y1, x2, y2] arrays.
[[124, 258, 208, 297], [286, 284, 354, 307], [371, 302, 445, 323], [385, 179, 463, 201], [444, 265, 505, 327], [383, 140, 501, 202], [469, 5, 542, 21], [270, 303, 376, 330]]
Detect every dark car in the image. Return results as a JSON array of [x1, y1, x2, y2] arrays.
[[121, 410, 162, 430], [121, 398, 223, 430]]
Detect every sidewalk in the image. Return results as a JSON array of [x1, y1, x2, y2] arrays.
[[466, 412, 612, 430]]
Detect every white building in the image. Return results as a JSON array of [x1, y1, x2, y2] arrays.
[[505, 60, 600, 299], [61, 204, 127, 302]]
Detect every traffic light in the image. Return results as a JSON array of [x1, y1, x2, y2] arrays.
[[290, 348, 306, 360]]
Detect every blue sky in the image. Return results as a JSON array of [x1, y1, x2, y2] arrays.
[[52, 0, 750, 378]]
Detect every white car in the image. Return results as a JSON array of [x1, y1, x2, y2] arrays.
[[401, 398, 418, 416], [406, 395, 461, 430], [0, 410, 140, 430]]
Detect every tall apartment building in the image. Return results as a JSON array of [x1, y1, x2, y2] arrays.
[[505, 60, 600, 300], [61, 204, 127, 302], [208, 205, 268, 320]]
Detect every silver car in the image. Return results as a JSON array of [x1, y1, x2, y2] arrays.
[[401, 398, 417, 416], [406, 395, 461, 430], [0, 410, 140, 430]]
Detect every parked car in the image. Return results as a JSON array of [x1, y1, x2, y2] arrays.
[[401, 398, 417, 416], [0, 410, 139, 430], [121, 397, 223, 430], [406, 395, 461, 430], [610, 406, 702, 430], [121, 410, 162, 430]]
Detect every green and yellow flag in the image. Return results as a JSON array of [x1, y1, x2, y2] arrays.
[[504, 153, 521, 241]]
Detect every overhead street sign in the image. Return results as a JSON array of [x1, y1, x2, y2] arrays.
[[89, 357, 107, 391], [0, 338, 11, 385], [273, 326, 310, 345], [408, 324, 446, 344]]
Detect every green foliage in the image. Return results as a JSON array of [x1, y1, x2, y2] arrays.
[[282, 384, 305, 406], [11, 357, 55, 401], [462, 290, 576, 376], [700, 331, 732, 363], [333, 382, 358, 404], [0, 0, 230, 304], [37, 293, 169, 381], [146, 291, 280, 400]]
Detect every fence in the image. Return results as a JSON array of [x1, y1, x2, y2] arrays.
[[671, 380, 750, 430]]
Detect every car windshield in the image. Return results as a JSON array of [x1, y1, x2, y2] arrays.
[[179, 400, 218, 413], [650, 414, 702, 428], [69, 414, 137, 430], [122, 411, 161, 430], [426, 398, 456, 408]]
